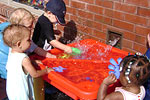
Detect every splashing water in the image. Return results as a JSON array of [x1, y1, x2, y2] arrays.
[[58, 35, 113, 62], [72, 42, 112, 62]]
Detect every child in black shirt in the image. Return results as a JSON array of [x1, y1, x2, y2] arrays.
[[32, 0, 78, 54]]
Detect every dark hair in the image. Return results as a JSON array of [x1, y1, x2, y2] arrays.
[[119, 54, 150, 85]]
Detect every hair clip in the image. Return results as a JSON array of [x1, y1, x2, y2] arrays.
[[125, 71, 130, 75], [135, 52, 142, 56], [124, 61, 133, 83], [119, 66, 123, 72], [126, 76, 131, 83], [127, 68, 131, 72]]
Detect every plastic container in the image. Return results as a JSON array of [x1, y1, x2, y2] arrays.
[[30, 39, 128, 100]]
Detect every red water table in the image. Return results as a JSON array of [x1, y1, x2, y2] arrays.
[[30, 39, 129, 100]]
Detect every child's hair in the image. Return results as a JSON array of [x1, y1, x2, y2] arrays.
[[119, 54, 150, 86], [3, 24, 30, 47], [9, 8, 34, 25]]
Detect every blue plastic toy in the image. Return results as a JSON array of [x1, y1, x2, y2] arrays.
[[85, 77, 93, 82], [108, 58, 122, 79], [52, 66, 66, 72]]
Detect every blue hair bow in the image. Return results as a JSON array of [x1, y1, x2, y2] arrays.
[[108, 58, 122, 79]]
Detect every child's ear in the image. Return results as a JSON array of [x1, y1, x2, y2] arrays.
[[47, 11, 51, 14], [16, 41, 21, 48]]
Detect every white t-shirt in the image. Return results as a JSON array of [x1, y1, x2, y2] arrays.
[[6, 52, 35, 100], [115, 86, 145, 100]]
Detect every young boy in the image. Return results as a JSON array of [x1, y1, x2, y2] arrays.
[[32, 0, 76, 53], [3, 24, 54, 100]]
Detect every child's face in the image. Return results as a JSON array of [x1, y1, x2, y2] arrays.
[[119, 72, 128, 86], [48, 12, 58, 24], [20, 32, 31, 52], [22, 18, 33, 30], [23, 18, 34, 35]]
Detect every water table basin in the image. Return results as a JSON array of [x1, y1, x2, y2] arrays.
[[30, 39, 129, 100]]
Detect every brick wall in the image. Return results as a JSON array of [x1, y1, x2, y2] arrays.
[[0, 0, 150, 54], [0, 3, 14, 23], [63, 0, 150, 54]]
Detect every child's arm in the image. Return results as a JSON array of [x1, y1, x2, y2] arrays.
[[22, 57, 53, 78], [50, 40, 72, 53], [34, 46, 56, 58], [97, 73, 123, 100]]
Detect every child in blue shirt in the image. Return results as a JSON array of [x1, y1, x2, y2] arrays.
[[144, 33, 150, 100]]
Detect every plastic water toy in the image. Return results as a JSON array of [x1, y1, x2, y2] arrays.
[[52, 66, 67, 72], [57, 48, 81, 59], [86, 77, 93, 82], [108, 58, 122, 79], [58, 53, 71, 59], [71, 47, 81, 55]]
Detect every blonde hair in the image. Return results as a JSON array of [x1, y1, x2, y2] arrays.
[[3, 24, 30, 47], [9, 8, 34, 26]]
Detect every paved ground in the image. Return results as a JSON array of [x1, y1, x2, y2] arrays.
[[0, 78, 72, 100]]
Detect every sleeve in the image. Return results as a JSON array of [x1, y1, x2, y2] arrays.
[[0, 22, 10, 32], [32, 22, 41, 44], [25, 41, 38, 55], [41, 20, 56, 42], [145, 48, 150, 59]]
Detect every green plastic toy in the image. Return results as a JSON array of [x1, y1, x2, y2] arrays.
[[58, 48, 81, 59], [71, 47, 81, 55]]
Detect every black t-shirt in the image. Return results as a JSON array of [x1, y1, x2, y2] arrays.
[[32, 14, 56, 48]]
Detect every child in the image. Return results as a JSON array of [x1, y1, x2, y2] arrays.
[[0, 8, 56, 79], [144, 33, 150, 100], [3, 24, 54, 100], [32, 0, 77, 53], [9, 8, 56, 58], [97, 55, 150, 100]]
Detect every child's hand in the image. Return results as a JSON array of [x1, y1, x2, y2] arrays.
[[46, 53, 56, 58], [103, 73, 117, 86], [64, 46, 72, 54], [46, 67, 54, 73], [34, 60, 43, 64], [31, 60, 42, 67]]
